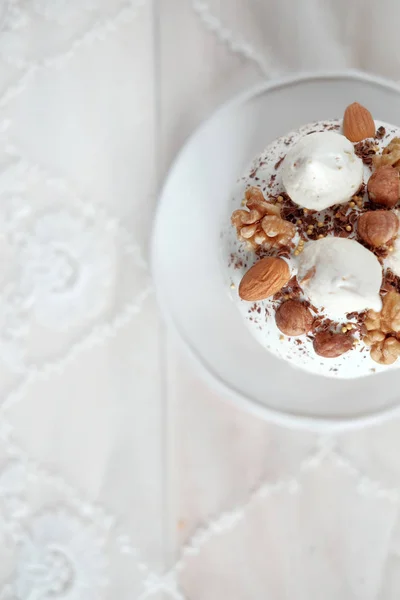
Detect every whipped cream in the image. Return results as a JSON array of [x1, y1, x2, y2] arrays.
[[281, 132, 363, 211], [297, 237, 382, 318]]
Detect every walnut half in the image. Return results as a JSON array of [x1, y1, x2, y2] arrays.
[[366, 291, 400, 335], [231, 187, 295, 250], [374, 137, 400, 171], [370, 337, 400, 365], [363, 291, 400, 364]]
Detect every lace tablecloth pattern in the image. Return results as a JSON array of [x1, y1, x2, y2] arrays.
[[2, 1, 400, 599]]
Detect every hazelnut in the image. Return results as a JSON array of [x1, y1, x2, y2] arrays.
[[357, 210, 399, 247], [313, 331, 354, 358], [275, 300, 313, 336], [367, 165, 400, 208]]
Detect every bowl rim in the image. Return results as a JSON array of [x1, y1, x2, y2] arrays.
[[151, 69, 400, 432]]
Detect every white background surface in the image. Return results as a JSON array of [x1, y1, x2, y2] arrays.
[[3, 1, 400, 599]]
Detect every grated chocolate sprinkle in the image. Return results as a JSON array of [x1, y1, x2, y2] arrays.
[[273, 276, 302, 303], [354, 140, 376, 167], [376, 126, 386, 139], [381, 269, 400, 295], [274, 155, 285, 170], [312, 317, 337, 333], [229, 253, 244, 270]]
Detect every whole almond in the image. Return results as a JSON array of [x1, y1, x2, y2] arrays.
[[239, 257, 290, 301], [358, 210, 399, 247], [367, 165, 400, 207], [275, 300, 313, 336], [343, 102, 375, 142], [313, 331, 354, 358]]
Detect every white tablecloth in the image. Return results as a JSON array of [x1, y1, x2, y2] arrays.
[[2, 1, 400, 598]]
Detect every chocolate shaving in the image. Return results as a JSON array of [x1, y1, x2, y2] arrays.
[[358, 238, 390, 260], [229, 253, 244, 269], [346, 312, 358, 320], [381, 269, 400, 295], [325, 123, 341, 131], [349, 310, 367, 337], [354, 140, 376, 167], [273, 275, 302, 302], [276, 245, 292, 260], [359, 183, 366, 195], [348, 212, 358, 225], [279, 195, 302, 223], [376, 126, 386, 139], [274, 156, 285, 170], [312, 317, 337, 333]]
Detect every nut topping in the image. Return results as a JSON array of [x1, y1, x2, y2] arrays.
[[343, 102, 375, 142], [239, 257, 290, 301], [367, 165, 400, 208], [365, 291, 400, 335], [374, 137, 400, 171], [370, 337, 400, 365], [231, 187, 295, 249], [357, 210, 399, 247], [275, 300, 313, 336], [313, 330, 354, 358], [363, 291, 400, 364]]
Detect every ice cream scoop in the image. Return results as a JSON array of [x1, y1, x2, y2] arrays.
[[297, 237, 382, 318], [281, 132, 363, 210]]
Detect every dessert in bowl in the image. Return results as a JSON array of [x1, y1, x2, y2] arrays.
[[223, 102, 400, 378]]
